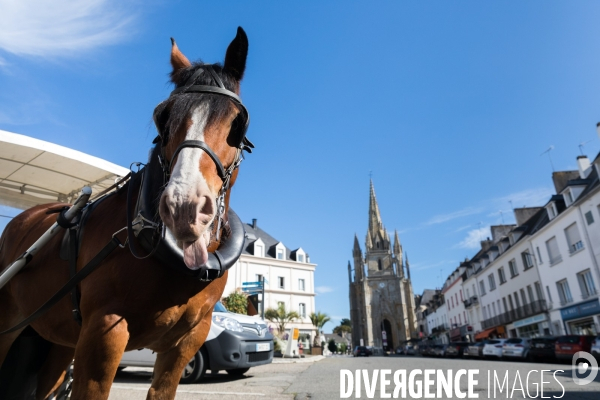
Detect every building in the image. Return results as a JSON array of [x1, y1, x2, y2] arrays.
[[348, 181, 418, 351], [222, 218, 317, 346]]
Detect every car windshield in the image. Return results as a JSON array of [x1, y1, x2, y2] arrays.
[[506, 338, 523, 344], [214, 301, 228, 313], [487, 340, 499, 344]]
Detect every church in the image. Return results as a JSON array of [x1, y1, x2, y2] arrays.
[[348, 181, 418, 351]]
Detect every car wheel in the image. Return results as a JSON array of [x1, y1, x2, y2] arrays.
[[226, 368, 250, 377], [180, 350, 207, 384]]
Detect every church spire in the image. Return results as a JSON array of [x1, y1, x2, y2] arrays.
[[405, 253, 411, 281], [368, 179, 383, 238], [393, 230, 402, 256]]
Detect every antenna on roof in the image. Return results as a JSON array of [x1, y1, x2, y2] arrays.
[[499, 210, 505, 224], [579, 140, 592, 156], [509, 200, 514, 210], [540, 146, 555, 171]]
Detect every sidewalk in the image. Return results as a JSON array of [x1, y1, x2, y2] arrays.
[[272, 355, 325, 364]]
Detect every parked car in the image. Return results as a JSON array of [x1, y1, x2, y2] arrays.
[[502, 338, 531, 359], [405, 344, 416, 355], [555, 335, 596, 361], [395, 346, 404, 355], [482, 339, 508, 359], [418, 344, 432, 357], [529, 337, 558, 362], [591, 335, 600, 360], [445, 342, 470, 358], [353, 346, 370, 357], [431, 344, 448, 357], [466, 341, 487, 358], [119, 302, 273, 383]]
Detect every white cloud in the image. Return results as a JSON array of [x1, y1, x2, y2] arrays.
[[425, 207, 483, 226], [0, 0, 137, 59], [456, 226, 490, 249], [493, 187, 554, 209], [315, 286, 335, 294]]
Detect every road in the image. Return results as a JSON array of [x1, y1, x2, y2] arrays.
[[109, 355, 600, 399]]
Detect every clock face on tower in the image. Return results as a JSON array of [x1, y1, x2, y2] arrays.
[[379, 282, 385, 288]]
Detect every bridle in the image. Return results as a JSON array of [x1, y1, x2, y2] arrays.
[[154, 64, 254, 239], [127, 64, 253, 281]]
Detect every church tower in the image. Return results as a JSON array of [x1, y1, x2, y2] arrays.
[[348, 180, 418, 351]]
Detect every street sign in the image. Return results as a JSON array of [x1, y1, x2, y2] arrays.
[[242, 281, 263, 287], [241, 288, 262, 294]]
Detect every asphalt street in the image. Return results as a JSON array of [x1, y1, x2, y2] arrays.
[[109, 355, 600, 400]]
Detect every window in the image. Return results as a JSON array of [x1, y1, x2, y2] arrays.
[[536, 247, 543, 264], [492, 303, 497, 317], [378, 259, 382, 270], [299, 303, 306, 318], [520, 289, 527, 306], [578, 270, 597, 299], [535, 282, 544, 302], [256, 274, 263, 283], [585, 211, 595, 225], [527, 285, 535, 303], [556, 280, 573, 305], [547, 203, 557, 219], [502, 297, 508, 313], [521, 251, 534, 270], [298, 254, 304, 262], [513, 292, 521, 308], [498, 267, 507, 284], [509, 259, 519, 278], [277, 248, 285, 260], [565, 223, 584, 254], [479, 280, 486, 296], [298, 278, 305, 291], [566, 190, 574, 205], [546, 237, 562, 265], [254, 243, 264, 257], [545, 285, 553, 304], [488, 274, 496, 291], [278, 276, 285, 289]]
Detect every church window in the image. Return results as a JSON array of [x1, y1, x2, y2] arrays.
[[377, 241, 380, 249], [378, 259, 382, 270]]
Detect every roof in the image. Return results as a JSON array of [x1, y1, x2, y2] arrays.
[[0, 130, 129, 210], [243, 220, 307, 262]]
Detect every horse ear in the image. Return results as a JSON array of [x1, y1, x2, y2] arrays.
[[170, 38, 191, 74], [224, 27, 248, 81]]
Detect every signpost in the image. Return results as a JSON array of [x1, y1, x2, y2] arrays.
[[242, 276, 266, 319]]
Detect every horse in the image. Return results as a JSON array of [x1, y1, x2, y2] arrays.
[[0, 27, 251, 399]]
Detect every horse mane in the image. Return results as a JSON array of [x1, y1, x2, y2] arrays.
[[153, 62, 240, 143]]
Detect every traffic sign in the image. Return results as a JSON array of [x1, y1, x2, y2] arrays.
[[242, 281, 263, 286]]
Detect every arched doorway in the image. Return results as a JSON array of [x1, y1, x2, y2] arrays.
[[381, 319, 393, 351]]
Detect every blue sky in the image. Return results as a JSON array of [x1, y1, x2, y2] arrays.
[[2, 1, 600, 331]]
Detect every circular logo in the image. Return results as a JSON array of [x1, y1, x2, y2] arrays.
[[572, 351, 599, 386]]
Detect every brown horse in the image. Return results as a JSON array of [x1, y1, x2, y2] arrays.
[[0, 27, 250, 399]]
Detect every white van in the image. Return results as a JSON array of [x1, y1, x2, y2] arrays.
[[119, 302, 273, 383]]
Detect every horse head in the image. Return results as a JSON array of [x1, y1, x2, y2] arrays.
[[153, 27, 249, 271]]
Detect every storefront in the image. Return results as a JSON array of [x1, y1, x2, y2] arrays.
[[560, 299, 600, 335], [510, 313, 548, 338]]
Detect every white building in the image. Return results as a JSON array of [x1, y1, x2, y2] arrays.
[[532, 156, 600, 336], [223, 218, 317, 345]]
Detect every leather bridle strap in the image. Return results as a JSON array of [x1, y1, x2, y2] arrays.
[[169, 140, 227, 180]]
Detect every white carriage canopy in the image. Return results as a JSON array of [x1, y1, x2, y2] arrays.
[[0, 130, 129, 210]]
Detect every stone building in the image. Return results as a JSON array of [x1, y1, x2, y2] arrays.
[[348, 181, 418, 350]]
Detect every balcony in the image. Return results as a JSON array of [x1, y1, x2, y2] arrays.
[[480, 300, 548, 329], [463, 298, 472, 308]]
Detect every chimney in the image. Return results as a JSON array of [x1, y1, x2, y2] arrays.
[[252, 218, 257, 229], [577, 155, 591, 179], [513, 207, 542, 226]]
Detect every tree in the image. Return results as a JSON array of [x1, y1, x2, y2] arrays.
[[309, 311, 331, 347], [340, 318, 351, 327], [264, 304, 299, 336], [221, 291, 248, 314], [328, 339, 337, 354], [333, 324, 352, 335]]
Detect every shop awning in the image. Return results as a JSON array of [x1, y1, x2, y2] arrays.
[[475, 328, 496, 340], [0, 130, 129, 210]]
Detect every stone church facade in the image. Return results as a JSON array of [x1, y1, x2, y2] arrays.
[[348, 181, 418, 350]]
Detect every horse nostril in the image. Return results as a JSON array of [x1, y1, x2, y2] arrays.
[[197, 196, 215, 225]]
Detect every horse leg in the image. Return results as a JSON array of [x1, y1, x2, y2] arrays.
[[36, 343, 74, 400], [146, 320, 211, 400], [70, 314, 129, 400]]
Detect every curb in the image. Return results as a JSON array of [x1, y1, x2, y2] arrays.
[[272, 355, 326, 364]]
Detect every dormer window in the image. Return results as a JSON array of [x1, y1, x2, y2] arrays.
[[546, 202, 558, 220], [298, 254, 304, 262], [562, 186, 585, 207], [275, 242, 286, 260], [292, 248, 306, 263], [253, 238, 265, 257]]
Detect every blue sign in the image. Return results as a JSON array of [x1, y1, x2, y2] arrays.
[[560, 299, 600, 321], [243, 281, 263, 286], [242, 287, 262, 294]]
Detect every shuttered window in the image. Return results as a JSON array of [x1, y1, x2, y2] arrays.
[[546, 237, 562, 265], [565, 223, 584, 254]]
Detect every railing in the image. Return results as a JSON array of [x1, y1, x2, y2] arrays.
[[570, 241, 584, 254], [549, 255, 563, 265], [481, 300, 548, 329], [582, 288, 598, 300], [463, 299, 472, 308]]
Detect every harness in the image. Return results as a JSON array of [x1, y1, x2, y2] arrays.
[[0, 64, 253, 333]]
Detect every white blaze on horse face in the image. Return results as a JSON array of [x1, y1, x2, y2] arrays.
[[161, 104, 215, 270]]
